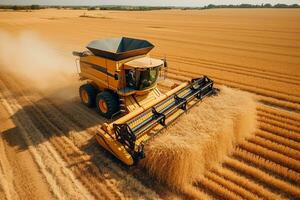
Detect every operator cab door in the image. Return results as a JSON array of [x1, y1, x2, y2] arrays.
[[125, 67, 160, 91]]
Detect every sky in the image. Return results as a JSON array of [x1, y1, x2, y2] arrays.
[[0, 0, 299, 6]]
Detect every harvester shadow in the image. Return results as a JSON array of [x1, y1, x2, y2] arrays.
[[2, 84, 102, 151]]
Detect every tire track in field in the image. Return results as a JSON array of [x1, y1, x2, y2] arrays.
[[0, 79, 93, 200], [0, 76, 121, 200], [0, 134, 18, 200], [0, 75, 162, 200]]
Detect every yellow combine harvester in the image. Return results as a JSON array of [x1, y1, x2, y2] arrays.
[[73, 37, 217, 165]]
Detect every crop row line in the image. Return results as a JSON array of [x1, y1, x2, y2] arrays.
[[224, 157, 300, 197]]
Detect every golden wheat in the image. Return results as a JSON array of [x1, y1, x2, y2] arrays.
[[1, 9, 300, 199], [211, 167, 281, 200], [167, 68, 300, 105], [258, 116, 300, 133], [198, 176, 242, 200], [255, 130, 300, 151], [164, 55, 300, 86], [257, 110, 300, 128], [259, 122, 300, 142], [225, 158, 300, 197], [239, 141, 300, 171], [234, 148, 300, 183], [248, 136, 300, 160], [205, 171, 259, 199], [257, 104, 300, 123], [256, 95, 300, 112], [181, 185, 214, 200]]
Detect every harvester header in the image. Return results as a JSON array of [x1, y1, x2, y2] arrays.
[[73, 37, 218, 165]]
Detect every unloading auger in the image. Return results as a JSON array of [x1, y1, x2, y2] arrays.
[[73, 37, 218, 165]]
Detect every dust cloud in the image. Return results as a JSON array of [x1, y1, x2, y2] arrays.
[[140, 86, 257, 190], [0, 30, 78, 98]]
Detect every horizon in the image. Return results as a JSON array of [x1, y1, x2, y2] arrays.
[[0, 0, 300, 7]]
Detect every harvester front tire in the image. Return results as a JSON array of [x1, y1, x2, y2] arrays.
[[96, 91, 120, 118], [79, 84, 97, 107]]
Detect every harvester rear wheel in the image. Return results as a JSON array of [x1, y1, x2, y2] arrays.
[[79, 83, 97, 107], [96, 91, 120, 118]]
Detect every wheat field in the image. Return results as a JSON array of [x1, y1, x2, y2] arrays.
[[0, 8, 299, 200]]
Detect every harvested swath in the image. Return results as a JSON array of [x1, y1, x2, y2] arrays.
[[257, 111, 300, 128], [211, 167, 281, 200], [259, 122, 300, 142], [248, 136, 300, 160], [258, 116, 300, 133], [257, 104, 300, 123], [225, 158, 300, 197], [256, 95, 300, 113], [204, 171, 259, 199], [255, 130, 300, 151], [234, 148, 300, 183], [239, 141, 300, 171], [140, 86, 257, 189], [197, 176, 242, 200], [180, 185, 213, 200]]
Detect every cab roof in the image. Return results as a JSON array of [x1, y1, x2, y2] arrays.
[[124, 57, 163, 69]]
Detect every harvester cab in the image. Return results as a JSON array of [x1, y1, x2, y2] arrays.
[[73, 37, 217, 165]]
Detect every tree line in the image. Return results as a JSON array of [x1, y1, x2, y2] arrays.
[[200, 4, 300, 9], [0, 4, 299, 11]]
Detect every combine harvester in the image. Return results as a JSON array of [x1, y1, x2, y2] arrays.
[[73, 37, 217, 165]]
